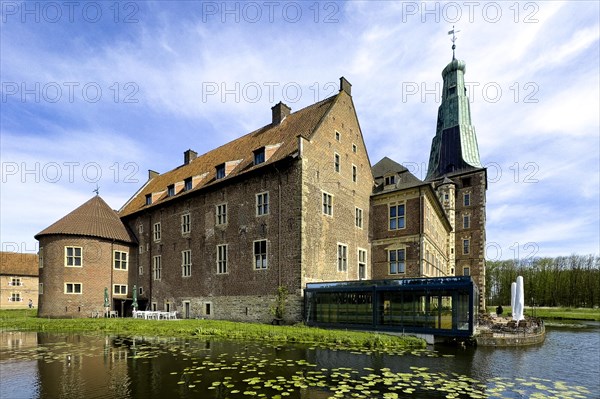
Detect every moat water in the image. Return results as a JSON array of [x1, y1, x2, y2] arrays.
[[1, 321, 598, 399]]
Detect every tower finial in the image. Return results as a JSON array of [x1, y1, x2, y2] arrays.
[[448, 26, 460, 60], [93, 184, 100, 196]]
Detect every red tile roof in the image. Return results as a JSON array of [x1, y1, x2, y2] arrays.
[[0, 252, 39, 277], [35, 196, 135, 243], [119, 94, 339, 217]]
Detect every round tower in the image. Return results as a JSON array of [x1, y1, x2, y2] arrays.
[[35, 196, 135, 318]]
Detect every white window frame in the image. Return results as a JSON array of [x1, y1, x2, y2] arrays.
[[9, 292, 22, 302], [64, 246, 82, 267], [138, 224, 143, 234], [337, 243, 348, 272], [389, 203, 405, 230], [256, 192, 269, 216], [358, 248, 367, 280], [216, 203, 227, 225], [139, 286, 144, 295], [182, 249, 192, 277], [153, 222, 161, 242], [64, 282, 82, 294], [335, 130, 340, 141], [9, 277, 22, 286], [322, 192, 333, 216], [463, 239, 470, 255], [113, 284, 128, 295], [389, 248, 406, 275], [464, 192, 471, 206], [352, 143, 357, 153], [113, 251, 128, 270], [463, 214, 470, 229], [217, 244, 228, 274], [253, 239, 268, 270], [181, 213, 191, 234], [139, 266, 143, 275], [463, 266, 471, 276], [153, 256, 162, 280], [355, 207, 363, 229]]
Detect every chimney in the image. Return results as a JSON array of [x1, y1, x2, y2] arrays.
[[184, 149, 198, 165], [271, 101, 291, 125], [339, 76, 352, 96]]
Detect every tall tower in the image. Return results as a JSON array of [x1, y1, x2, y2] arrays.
[[426, 44, 487, 312]]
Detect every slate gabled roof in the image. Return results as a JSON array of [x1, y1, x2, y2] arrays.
[[372, 157, 425, 193], [35, 196, 135, 243], [372, 157, 408, 178], [0, 252, 38, 277], [119, 94, 339, 217]]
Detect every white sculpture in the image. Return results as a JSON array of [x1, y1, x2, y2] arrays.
[[511, 282, 517, 320], [514, 276, 525, 322]]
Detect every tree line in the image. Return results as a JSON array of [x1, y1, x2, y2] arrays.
[[485, 255, 600, 308]]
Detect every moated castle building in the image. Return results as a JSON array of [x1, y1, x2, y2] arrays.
[[35, 57, 487, 320]]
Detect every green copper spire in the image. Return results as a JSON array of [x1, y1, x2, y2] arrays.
[[425, 56, 483, 181]]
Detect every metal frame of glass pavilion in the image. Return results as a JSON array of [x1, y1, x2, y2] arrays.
[[304, 277, 478, 337]]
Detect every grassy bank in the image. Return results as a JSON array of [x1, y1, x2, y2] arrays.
[[0, 309, 425, 351], [487, 306, 600, 321]]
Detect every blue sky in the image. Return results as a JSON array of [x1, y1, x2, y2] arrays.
[[1, 1, 598, 261]]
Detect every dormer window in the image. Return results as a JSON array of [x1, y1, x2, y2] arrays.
[[254, 148, 265, 165], [384, 175, 396, 186], [184, 177, 192, 191], [167, 184, 175, 197], [216, 164, 225, 179], [145, 194, 152, 205]]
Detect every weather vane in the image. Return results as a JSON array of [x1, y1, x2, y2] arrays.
[[93, 184, 100, 196], [448, 25, 460, 60]]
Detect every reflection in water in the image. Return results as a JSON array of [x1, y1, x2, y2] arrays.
[[0, 323, 598, 399]]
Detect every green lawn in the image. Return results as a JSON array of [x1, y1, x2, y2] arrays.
[[487, 306, 600, 321], [0, 309, 425, 351]]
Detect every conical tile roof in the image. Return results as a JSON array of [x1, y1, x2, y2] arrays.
[[35, 196, 135, 243]]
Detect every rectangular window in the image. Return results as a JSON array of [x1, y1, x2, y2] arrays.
[[182, 250, 192, 277], [39, 247, 43, 268], [389, 249, 406, 274], [217, 244, 228, 274], [358, 249, 367, 280], [463, 214, 470, 229], [355, 207, 363, 229], [139, 266, 143, 275], [153, 222, 161, 242], [463, 239, 470, 255], [352, 143, 357, 153], [184, 177, 193, 191], [145, 194, 152, 205], [113, 284, 127, 295], [138, 224, 143, 233], [65, 283, 82, 294], [139, 286, 144, 295], [39, 283, 44, 294], [389, 204, 405, 230], [322, 192, 333, 216], [181, 213, 191, 234], [256, 192, 269, 216], [334, 153, 340, 173], [463, 267, 470, 276], [216, 204, 227, 225], [139, 245, 144, 254], [337, 243, 348, 272], [153, 256, 161, 280], [385, 175, 396, 186], [216, 164, 225, 179], [167, 184, 175, 197], [9, 277, 22, 286], [113, 251, 128, 270], [335, 131, 340, 141], [352, 164, 357, 182], [254, 240, 267, 270], [10, 293, 22, 302], [464, 193, 471, 206], [254, 148, 265, 165], [65, 246, 82, 267]]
